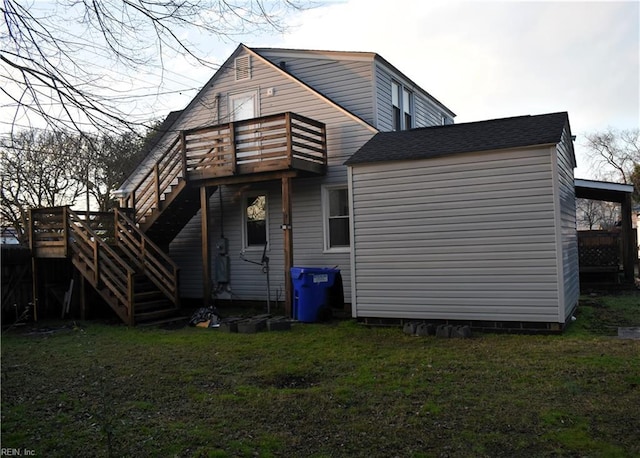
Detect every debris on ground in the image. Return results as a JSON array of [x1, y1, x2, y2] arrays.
[[189, 306, 221, 328], [403, 321, 472, 338]]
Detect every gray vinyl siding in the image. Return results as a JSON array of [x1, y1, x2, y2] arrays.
[[374, 61, 452, 131], [167, 47, 375, 300], [254, 51, 376, 126], [350, 147, 564, 322], [555, 127, 579, 320]]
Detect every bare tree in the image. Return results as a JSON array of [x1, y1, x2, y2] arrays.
[[1, 0, 305, 136], [576, 198, 620, 230], [631, 163, 640, 203], [0, 122, 165, 239], [584, 128, 640, 185], [1, 129, 85, 241]]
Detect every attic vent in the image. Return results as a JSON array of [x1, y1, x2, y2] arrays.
[[235, 55, 251, 80]]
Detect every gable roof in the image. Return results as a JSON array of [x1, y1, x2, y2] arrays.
[[346, 112, 571, 166], [117, 43, 379, 192]]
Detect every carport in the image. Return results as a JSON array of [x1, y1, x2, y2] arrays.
[[575, 179, 637, 284]]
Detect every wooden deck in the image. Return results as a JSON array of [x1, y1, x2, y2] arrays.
[[122, 112, 327, 225], [28, 112, 327, 322]]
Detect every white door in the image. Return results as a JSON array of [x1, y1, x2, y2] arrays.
[[229, 91, 260, 162], [229, 91, 258, 121]]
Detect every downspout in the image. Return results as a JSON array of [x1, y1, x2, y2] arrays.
[[348, 165, 357, 318]]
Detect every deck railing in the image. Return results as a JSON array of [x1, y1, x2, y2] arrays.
[[29, 207, 68, 258], [124, 112, 327, 224]]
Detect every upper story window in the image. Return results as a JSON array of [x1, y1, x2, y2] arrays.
[[403, 88, 413, 129], [392, 81, 401, 131], [391, 80, 413, 131]]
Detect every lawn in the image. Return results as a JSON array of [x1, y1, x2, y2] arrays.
[[2, 292, 639, 457]]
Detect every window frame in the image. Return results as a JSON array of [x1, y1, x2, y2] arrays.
[[403, 87, 413, 129], [322, 184, 351, 253], [391, 80, 413, 131], [391, 81, 402, 132], [242, 191, 269, 251]]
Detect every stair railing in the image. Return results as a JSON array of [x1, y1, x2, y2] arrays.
[[126, 136, 184, 224], [67, 208, 135, 325], [114, 208, 180, 307]]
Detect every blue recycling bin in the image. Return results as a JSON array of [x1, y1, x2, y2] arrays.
[[291, 267, 341, 322]]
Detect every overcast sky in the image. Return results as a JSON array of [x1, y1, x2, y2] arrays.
[[248, 0, 639, 179], [5, 0, 639, 179], [152, 0, 639, 179]]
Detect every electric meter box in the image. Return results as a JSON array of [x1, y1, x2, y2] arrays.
[[215, 238, 228, 255]]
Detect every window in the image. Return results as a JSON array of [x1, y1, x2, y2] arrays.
[[403, 88, 413, 129], [323, 186, 350, 251], [244, 194, 268, 248], [391, 81, 401, 131], [391, 80, 413, 131]]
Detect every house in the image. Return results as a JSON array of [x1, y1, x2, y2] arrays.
[[30, 44, 585, 329], [345, 113, 580, 330], [114, 44, 455, 317]]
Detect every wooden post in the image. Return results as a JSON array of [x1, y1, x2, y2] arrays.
[[621, 193, 635, 283], [31, 257, 38, 322], [63, 206, 69, 257], [282, 176, 293, 317], [80, 275, 86, 321], [201, 186, 211, 306], [229, 122, 237, 175], [284, 112, 293, 168]]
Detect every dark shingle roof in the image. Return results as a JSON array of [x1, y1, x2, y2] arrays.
[[345, 112, 570, 166]]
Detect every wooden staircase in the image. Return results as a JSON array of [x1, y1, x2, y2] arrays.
[[29, 112, 329, 324], [30, 207, 181, 325]]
